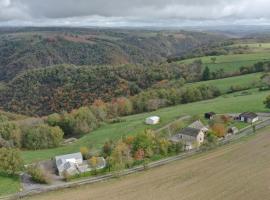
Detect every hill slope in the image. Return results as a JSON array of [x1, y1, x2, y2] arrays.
[[0, 27, 226, 81]]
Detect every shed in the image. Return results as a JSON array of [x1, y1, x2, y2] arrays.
[[239, 112, 258, 123], [228, 127, 239, 135], [204, 112, 216, 120], [145, 116, 160, 125]]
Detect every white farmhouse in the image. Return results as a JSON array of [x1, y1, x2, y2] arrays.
[[145, 116, 160, 125], [55, 152, 85, 176]]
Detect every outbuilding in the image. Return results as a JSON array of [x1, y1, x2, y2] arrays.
[[204, 112, 216, 120], [239, 112, 258, 123], [145, 116, 160, 125]]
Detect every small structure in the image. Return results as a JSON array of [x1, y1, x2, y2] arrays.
[[204, 112, 216, 120], [239, 112, 258, 123], [145, 116, 160, 125], [170, 127, 205, 150], [55, 152, 85, 176], [228, 127, 239, 135], [188, 120, 208, 133]]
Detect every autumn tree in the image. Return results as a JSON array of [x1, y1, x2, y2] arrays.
[[211, 123, 226, 137]]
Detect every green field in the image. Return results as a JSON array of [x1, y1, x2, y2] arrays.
[[0, 174, 21, 197], [186, 72, 262, 93], [180, 52, 270, 72]]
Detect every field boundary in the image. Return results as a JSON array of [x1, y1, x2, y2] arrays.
[[2, 117, 270, 200]]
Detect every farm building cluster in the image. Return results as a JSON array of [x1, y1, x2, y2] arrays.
[[168, 112, 259, 150]]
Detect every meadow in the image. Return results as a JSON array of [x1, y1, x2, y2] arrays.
[[180, 51, 270, 72], [186, 72, 262, 93]]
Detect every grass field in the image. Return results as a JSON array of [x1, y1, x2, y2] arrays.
[[0, 174, 21, 197], [179, 52, 270, 72], [25, 127, 270, 200], [21, 89, 269, 164], [186, 72, 262, 93]]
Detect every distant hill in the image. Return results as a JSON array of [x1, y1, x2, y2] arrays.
[[0, 27, 226, 81]]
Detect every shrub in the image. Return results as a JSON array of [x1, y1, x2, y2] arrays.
[[0, 122, 22, 148], [23, 124, 64, 150], [27, 165, 51, 184], [0, 148, 24, 175], [80, 146, 90, 159], [264, 95, 270, 108]]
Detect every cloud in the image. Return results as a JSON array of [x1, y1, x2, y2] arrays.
[[0, 0, 270, 26]]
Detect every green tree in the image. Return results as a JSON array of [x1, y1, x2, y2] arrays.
[[23, 124, 64, 150], [202, 66, 210, 80], [0, 148, 24, 175], [72, 107, 99, 135]]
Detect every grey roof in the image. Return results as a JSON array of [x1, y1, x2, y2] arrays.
[[55, 152, 83, 173], [180, 127, 201, 138], [239, 112, 258, 119], [188, 120, 206, 130], [55, 152, 82, 162]]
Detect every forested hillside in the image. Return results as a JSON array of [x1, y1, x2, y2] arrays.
[[0, 62, 203, 115], [0, 27, 226, 81]]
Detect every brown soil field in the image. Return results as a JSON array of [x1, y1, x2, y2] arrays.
[[26, 127, 270, 200]]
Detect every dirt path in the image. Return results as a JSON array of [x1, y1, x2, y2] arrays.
[[26, 127, 270, 200]]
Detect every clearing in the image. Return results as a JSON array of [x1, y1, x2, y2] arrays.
[[25, 127, 270, 200]]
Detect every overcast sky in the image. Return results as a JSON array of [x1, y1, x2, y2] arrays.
[[0, 0, 270, 27]]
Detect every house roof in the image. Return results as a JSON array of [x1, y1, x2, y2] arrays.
[[239, 112, 258, 119], [55, 152, 82, 163], [146, 116, 160, 121], [188, 120, 206, 130], [180, 127, 201, 138], [55, 152, 83, 172]]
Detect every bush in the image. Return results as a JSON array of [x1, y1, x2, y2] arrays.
[[23, 124, 64, 150], [0, 148, 24, 175], [0, 122, 22, 148], [27, 165, 51, 184], [80, 146, 90, 159]]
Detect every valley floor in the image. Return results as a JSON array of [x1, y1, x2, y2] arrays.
[[26, 127, 270, 200]]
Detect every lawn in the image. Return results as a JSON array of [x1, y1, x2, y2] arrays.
[[22, 89, 270, 164], [179, 52, 270, 72], [185, 72, 262, 93], [0, 174, 21, 197]]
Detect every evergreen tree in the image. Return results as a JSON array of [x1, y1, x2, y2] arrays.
[[202, 66, 210, 80]]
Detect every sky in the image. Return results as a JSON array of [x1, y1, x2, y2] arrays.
[[0, 0, 270, 27]]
